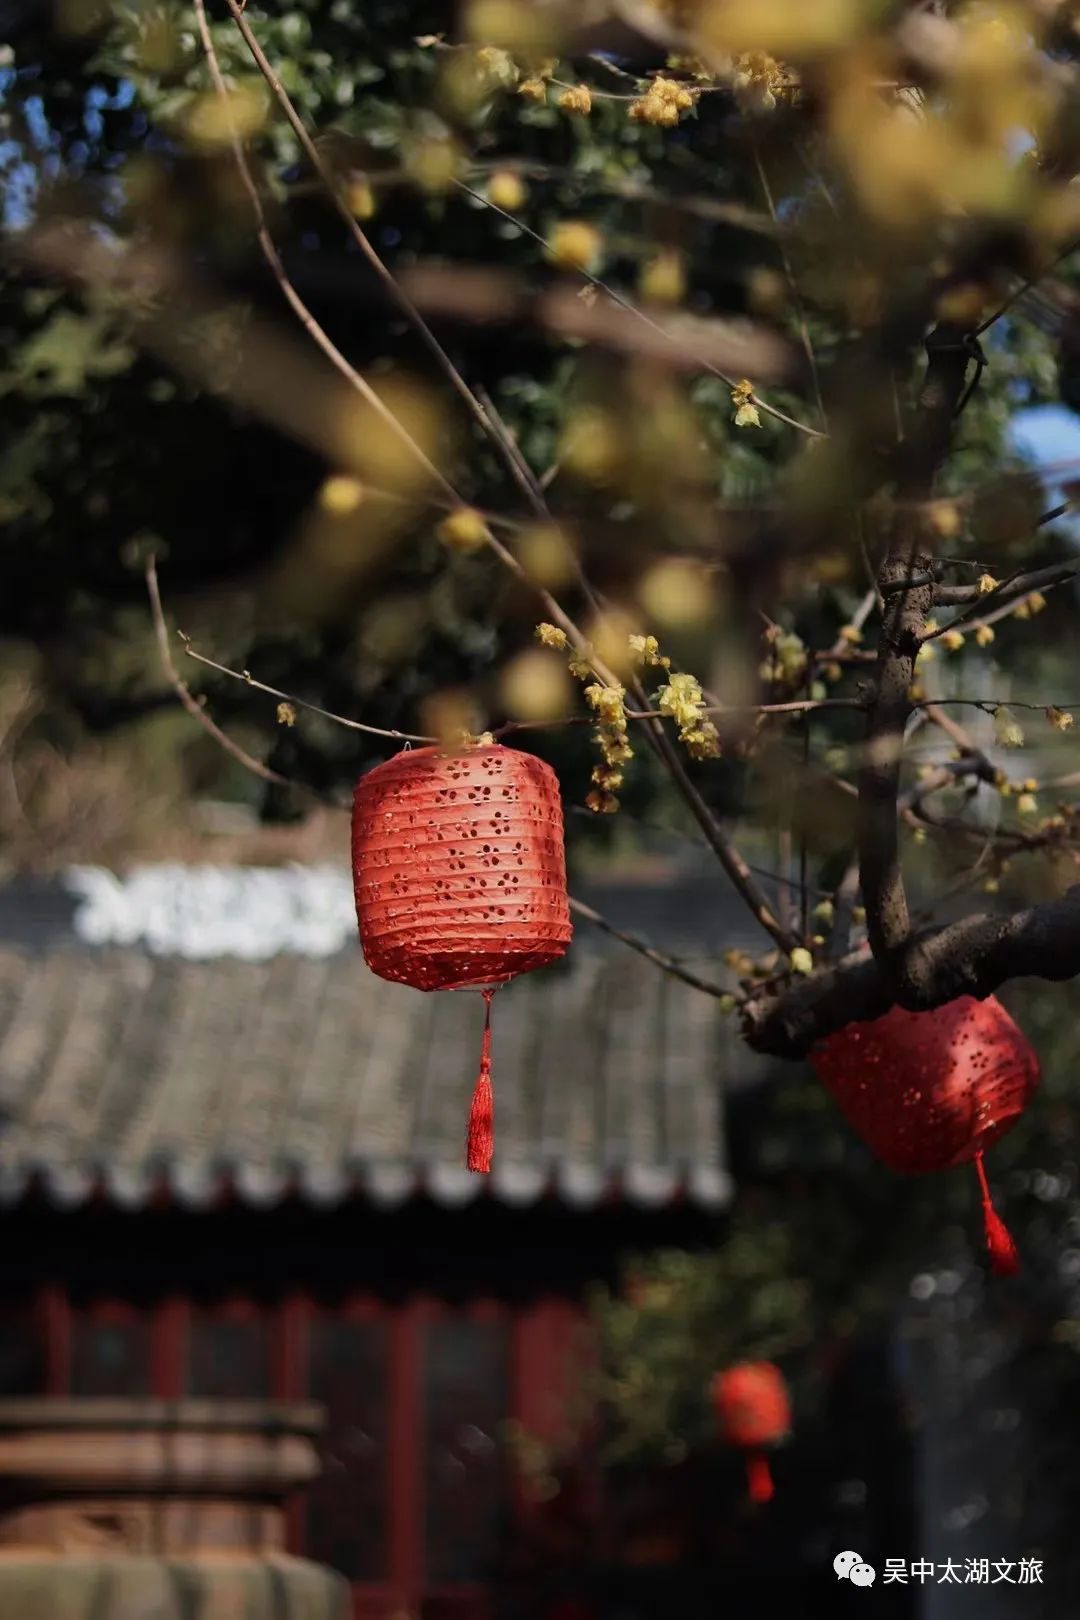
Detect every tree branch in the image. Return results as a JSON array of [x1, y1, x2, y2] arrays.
[[743, 886, 1080, 1058], [858, 322, 974, 991]]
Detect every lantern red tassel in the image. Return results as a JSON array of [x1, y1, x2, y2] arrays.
[[810, 995, 1038, 1274], [352, 743, 572, 1172], [710, 1362, 790, 1505]]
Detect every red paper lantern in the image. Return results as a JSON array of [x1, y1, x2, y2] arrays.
[[810, 995, 1039, 1275], [710, 1362, 791, 1504], [352, 742, 572, 1171]]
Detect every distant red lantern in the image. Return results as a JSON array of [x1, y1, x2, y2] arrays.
[[711, 1362, 790, 1504], [352, 743, 572, 1172], [810, 995, 1039, 1276]]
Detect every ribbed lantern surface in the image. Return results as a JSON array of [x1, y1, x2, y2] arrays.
[[352, 744, 572, 992], [810, 995, 1038, 1274], [711, 1362, 791, 1450], [809, 994, 1038, 1175], [711, 1362, 790, 1504]]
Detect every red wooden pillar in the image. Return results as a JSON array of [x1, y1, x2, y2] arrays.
[[153, 1296, 187, 1397], [388, 1297, 426, 1615], [37, 1284, 69, 1396]]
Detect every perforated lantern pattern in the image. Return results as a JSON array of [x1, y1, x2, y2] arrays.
[[810, 995, 1039, 1275], [809, 995, 1038, 1175], [710, 1362, 790, 1505], [352, 744, 572, 992]]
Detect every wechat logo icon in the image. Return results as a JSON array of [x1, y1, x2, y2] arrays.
[[834, 1551, 876, 1587]]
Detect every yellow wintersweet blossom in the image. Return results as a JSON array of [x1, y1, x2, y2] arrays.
[[560, 405, 619, 481], [518, 77, 547, 102], [731, 50, 787, 113], [628, 633, 670, 669], [977, 572, 1000, 594], [586, 789, 618, 814], [184, 81, 267, 150], [318, 474, 364, 515], [1047, 706, 1075, 732], [1028, 591, 1047, 614], [640, 560, 713, 629], [488, 170, 527, 211], [928, 500, 962, 539], [437, 506, 491, 553], [501, 650, 570, 721], [403, 134, 462, 193], [584, 682, 626, 727], [344, 177, 376, 220], [1016, 793, 1038, 817], [629, 75, 694, 127], [993, 707, 1024, 749], [975, 623, 995, 647], [583, 681, 633, 811], [731, 378, 761, 429], [276, 702, 297, 727], [655, 672, 721, 759], [760, 628, 808, 685], [790, 947, 814, 976], [838, 623, 862, 645], [558, 83, 592, 116], [639, 249, 686, 306], [475, 45, 518, 87], [548, 220, 602, 272], [942, 629, 966, 652], [534, 622, 568, 650]]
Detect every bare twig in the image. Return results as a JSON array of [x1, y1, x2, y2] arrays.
[[146, 556, 300, 792], [569, 897, 731, 1001], [449, 182, 821, 436], [222, 0, 558, 495], [195, 0, 457, 502], [752, 142, 827, 432]]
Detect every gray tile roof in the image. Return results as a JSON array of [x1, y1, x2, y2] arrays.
[[0, 869, 739, 1211]]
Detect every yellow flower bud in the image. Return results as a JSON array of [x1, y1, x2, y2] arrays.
[[438, 506, 491, 553], [344, 177, 376, 220], [487, 170, 526, 211], [548, 220, 602, 272], [318, 474, 364, 515], [993, 706, 1024, 748]]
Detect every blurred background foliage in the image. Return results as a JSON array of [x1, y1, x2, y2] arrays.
[[6, 3, 1080, 1583]]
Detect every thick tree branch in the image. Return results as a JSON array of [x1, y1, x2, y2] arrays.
[[743, 886, 1080, 1058], [932, 558, 1080, 613], [858, 323, 974, 990]]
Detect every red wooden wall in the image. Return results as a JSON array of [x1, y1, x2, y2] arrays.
[[12, 1286, 586, 1620]]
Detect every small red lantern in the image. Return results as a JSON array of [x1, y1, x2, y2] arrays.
[[710, 1362, 790, 1504], [810, 995, 1039, 1275], [352, 742, 572, 1172]]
